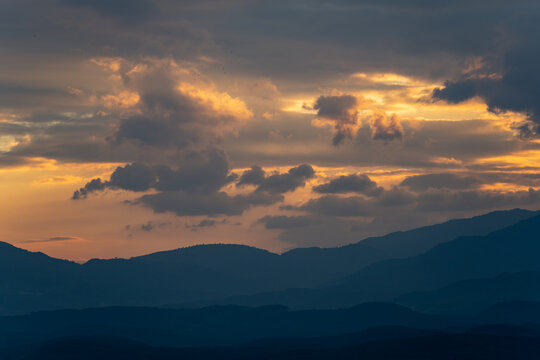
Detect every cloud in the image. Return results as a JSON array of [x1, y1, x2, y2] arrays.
[[313, 94, 359, 145], [369, 111, 403, 142], [22, 236, 83, 244], [300, 195, 372, 217], [139, 221, 170, 232], [109, 162, 155, 192], [313, 173, 383, 196], [125, 221, 170, 233], [237, 165, 266, 187], [237, 164, 316, 194], [258, 215, 322, 229], [72, 148, 231, 199], [243, 190, 284, 206], [376, 186, 417, 207], [400, 173, 483, 191], [416, 188, 540, 212], [136, 191, 250, 217], [433, 35, 540, 138], [152, 149, 230, 192], [72, 178, 109, 200], [433, 80, 477, 104], [185, 219, 218, 231], [73, 156, 311, 216], [256, 164, 315, 194], [132, 168, 289, 217], [109, 58, 252, 150]]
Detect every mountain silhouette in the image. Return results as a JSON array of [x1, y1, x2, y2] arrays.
[[395, 271, 540, 315], [217, 213, 540, 309], [478, 301, 540, 325], [359, 208, 538, 258], [0, 208, 537, 315], [0, 303, 450, 349]]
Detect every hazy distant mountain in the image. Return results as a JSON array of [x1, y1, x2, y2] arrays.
[[335, 214, 540, 304], [395, 271, 540, 315], [358, 208, 539, 258], [0, 208, 537, 315], [221, 213, 540, 309], [478, 301, 540, 325]]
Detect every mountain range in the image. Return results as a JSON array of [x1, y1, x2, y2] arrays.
[[3, 208, 540, 358], [1, 208, 538, 315]]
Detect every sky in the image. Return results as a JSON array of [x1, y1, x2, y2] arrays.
[[2, 0, 540, 261]]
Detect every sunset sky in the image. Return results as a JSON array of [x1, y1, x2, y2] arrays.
[[2, 0, 540, 261]]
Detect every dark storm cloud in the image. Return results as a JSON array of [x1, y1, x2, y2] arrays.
[[432, 10, 540, 138], [258, 215, 322, 229], [110, 162, 155, 192], [72, 178, 109, 200], [433, 80, 477, 104], [203, 0, 519, 83], [111, 59, 250, 151], [237, 165, 266, 186], [237, 164, 316, 194], [152, 149, 230, 192], [243, 190, 284, 206], [2, 0, 534, 86], [400, 173, 483, 191], [256, 164, 315, 193], [376, 186, 417, 207], [416, 188, 540, 212], [313, 95, 358, 145], [115, 116, 180, 147], [136, 191, 250, 217], [132, 164, 310, 217], [73, 158, 314, 216], [300, 195, 372, 217], [2, 0, 538, 169], [72, 148, 231, 199], [313, 174, 382, 196]]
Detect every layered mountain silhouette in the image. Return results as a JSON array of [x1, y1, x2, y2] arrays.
[[206, 211, 540, 309], [3, 301, 540, 358], [0, 303, 450, 349], [2, 208, 540, 358], [0, 208, 537, 315], [395, 271, 540, 315]]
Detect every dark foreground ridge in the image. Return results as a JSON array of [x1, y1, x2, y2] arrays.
[[6, 330, 540, 360]]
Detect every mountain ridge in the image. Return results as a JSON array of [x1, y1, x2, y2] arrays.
[[0, 208, 538, 315]]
